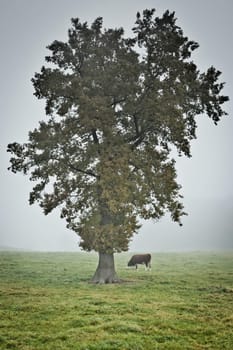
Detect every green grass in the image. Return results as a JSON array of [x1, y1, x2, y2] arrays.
[[0, 251, 232, 349]]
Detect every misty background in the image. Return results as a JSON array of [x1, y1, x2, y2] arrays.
[[1, 0, 232, 252]]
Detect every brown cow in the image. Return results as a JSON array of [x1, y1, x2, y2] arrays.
[[127, 254, 151, 270]]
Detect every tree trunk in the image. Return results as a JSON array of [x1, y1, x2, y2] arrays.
[[91, 252, 120, 284]]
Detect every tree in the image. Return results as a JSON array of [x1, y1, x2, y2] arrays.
[[7, 9, 228, 283]]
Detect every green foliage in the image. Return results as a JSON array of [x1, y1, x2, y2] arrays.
[[0, 251, 233, 349], [7, 9, 228, 253]]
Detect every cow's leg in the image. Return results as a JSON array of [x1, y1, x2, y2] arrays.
[[145, 262, 151, 271]]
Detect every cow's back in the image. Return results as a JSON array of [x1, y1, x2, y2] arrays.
[[127, 254, 151, 269]]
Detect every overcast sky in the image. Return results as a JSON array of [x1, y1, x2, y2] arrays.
[[1, 0, 232, 252]]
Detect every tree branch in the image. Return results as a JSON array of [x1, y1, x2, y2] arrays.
[[133, 114, 140, 136], [108, 96, 126, 109], [92, 129, 99, 144], [131, 133, 145, 148], [67, 161, 98, 178]]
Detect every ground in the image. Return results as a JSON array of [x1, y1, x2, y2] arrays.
[[0, 251, 232, 349]]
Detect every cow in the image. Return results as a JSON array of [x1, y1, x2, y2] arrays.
[[127, 254, 151, 270]]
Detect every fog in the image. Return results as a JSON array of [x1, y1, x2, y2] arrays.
[[1, 0, 233, 252]]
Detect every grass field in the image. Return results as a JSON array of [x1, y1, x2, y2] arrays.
[[0, 251, 232, 349]]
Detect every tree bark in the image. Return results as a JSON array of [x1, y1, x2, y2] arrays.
[[91, 252, 120, 284]]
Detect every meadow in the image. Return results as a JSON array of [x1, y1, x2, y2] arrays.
[[0, 251, 232, 349]]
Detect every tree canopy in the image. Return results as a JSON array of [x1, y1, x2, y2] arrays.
[[8, 9, 228, 257]]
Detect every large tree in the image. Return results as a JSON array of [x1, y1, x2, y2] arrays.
[[8, 9, 228, 283]]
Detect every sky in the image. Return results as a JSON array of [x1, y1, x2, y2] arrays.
[[1, 0, 233, 252]]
